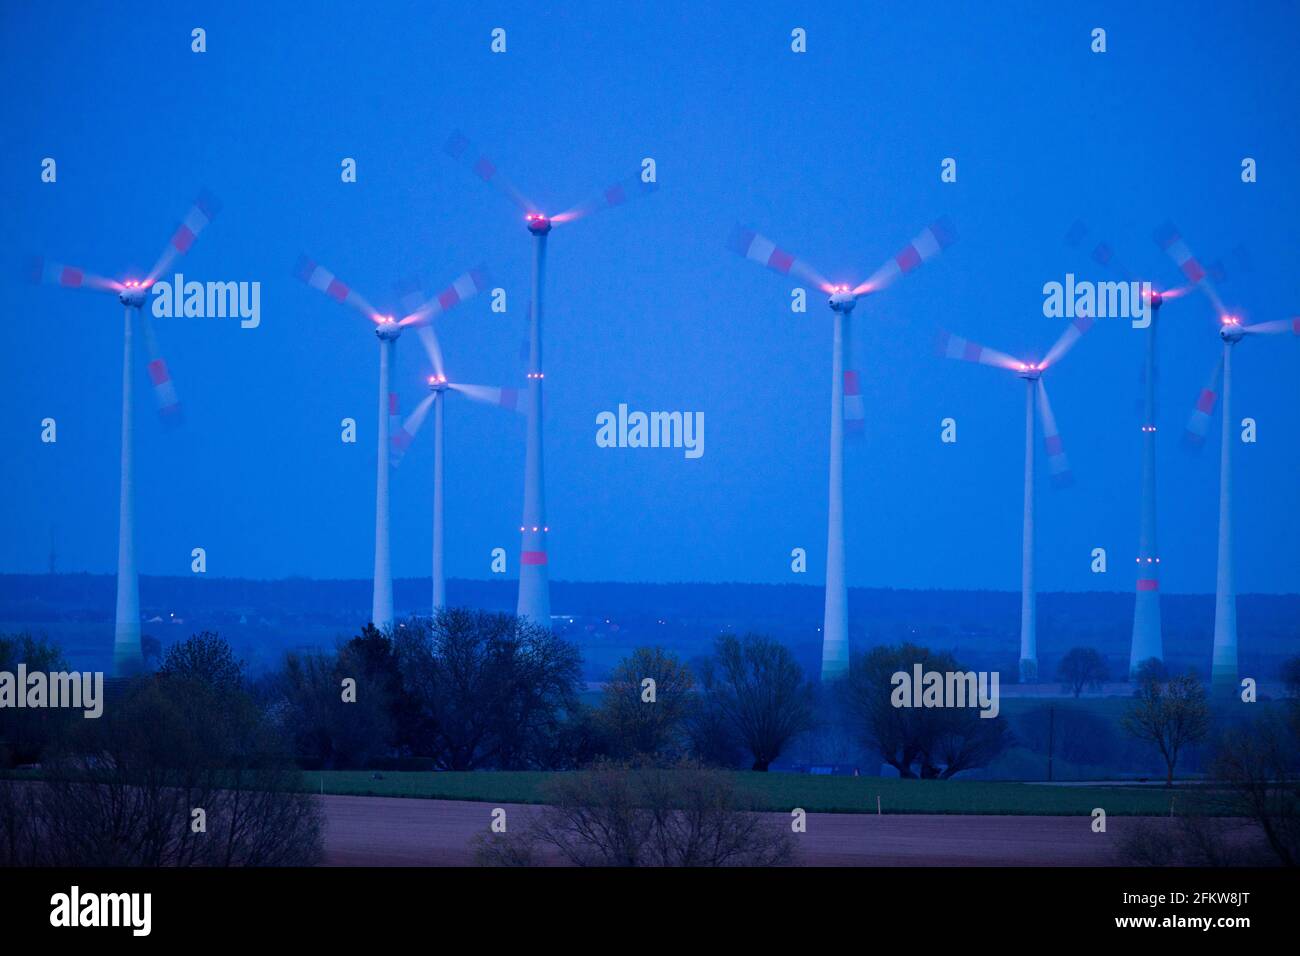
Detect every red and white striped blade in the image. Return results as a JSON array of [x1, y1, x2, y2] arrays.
[[146, 190, 222, 284], [1240, 317, 1300, 336], [1153, 222, 1227, 316], [444, 130, 536, 214], [935, 329, 1020, 370], [552, 167, 659, 226], [138, 312, 182, 425], [449, 383, 523, 414], [1183, 355, 1224, 449], [415, 325, 446, 379], [294, 256, 380, 323], [390, 393, 436, 467], [28, 257, 120, 294], [398, 267, 490, 328], [728, 225, 831, 292], [853, 218, 957, 296], [1035, 379, 1072, 488], [1040, 312, 1094, 369], [843, 369, 865, 436]]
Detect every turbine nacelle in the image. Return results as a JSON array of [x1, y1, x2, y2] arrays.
[[1145, 287, 1163, 311], [1219, 315, 1245, 343], [118, 280, 149, 309], [1016, 361, 1043, 381], [828, 286, 857, 312], [525, 213, 552, 236], [374, 317, 402, 341], [427, 373, 450, 393]]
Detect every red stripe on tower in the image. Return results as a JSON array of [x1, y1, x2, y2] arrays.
[[521, 551, 548, 565], [1137, 579, 1159, 592]]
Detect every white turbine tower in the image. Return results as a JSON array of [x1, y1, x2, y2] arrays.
[[31, 191, 220, 676], [1152, 222, 1288, 701], [938, 314, 1092, 682], [1066, 221, 1235, 677], [444, 131, 658, 627], [729, 219, 958, 680], [390, 318, 525, 612], [1178, 306, 1297, 700], [295, 257, 489, 631]]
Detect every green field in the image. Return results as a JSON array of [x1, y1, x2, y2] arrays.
[[310, 769, 1205, 816]]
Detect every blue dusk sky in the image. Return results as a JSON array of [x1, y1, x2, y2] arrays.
[[1, 0, 1297, 595]]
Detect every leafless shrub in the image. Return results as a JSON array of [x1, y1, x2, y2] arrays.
[[477, 760, 794, 867]]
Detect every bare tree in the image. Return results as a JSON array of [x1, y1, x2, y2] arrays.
[[1210, 709, 1300, 866], [842, 643, 1010, 779], [1121, 673, 1210, 786], [0, 635, 324, 867], [706, 634, 815, 771], [394, 609, 583, 770], [1057, 647, 1108, 698], [475, 760, 793, 867], [597, 647, 696, 761]]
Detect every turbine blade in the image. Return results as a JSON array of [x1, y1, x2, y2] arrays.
[[394, 275, 426, 317], [1240, 317, 1300, 336], [1153, 222, 1227, 316], [138, 312, 183, 425], [146, 190, 222, 284], [1183, 355, 1225, 450], [728, 225, 831, 292], [415, 325, 446, 379], [1040, 313, 1094, 369], [449, 383, 523, 414], [294, 256, 380, 322], [935, 329, 1020, 370], [28, 256, 120, 293], [398, 266, 490, 328], [1036, 380, 1072, 488], [1205, 242, 1251, 286], [552, 166, 658, 226], [391, 393, 437, 466], [1064, 220, 1141, 283], [443, 130, 536, 214], [853, 218, 957, 296]]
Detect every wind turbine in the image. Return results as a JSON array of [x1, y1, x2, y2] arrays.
[[728, 219, 958, 680], [30, 191, 220, 676], [1065, 220, 1234, 677], [1159, 226, 1298, 701], [938, 313, 1092, 682], [389, 298, 525, 612], [294, 257, 488, 631], [444, 131, 658, 627]]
